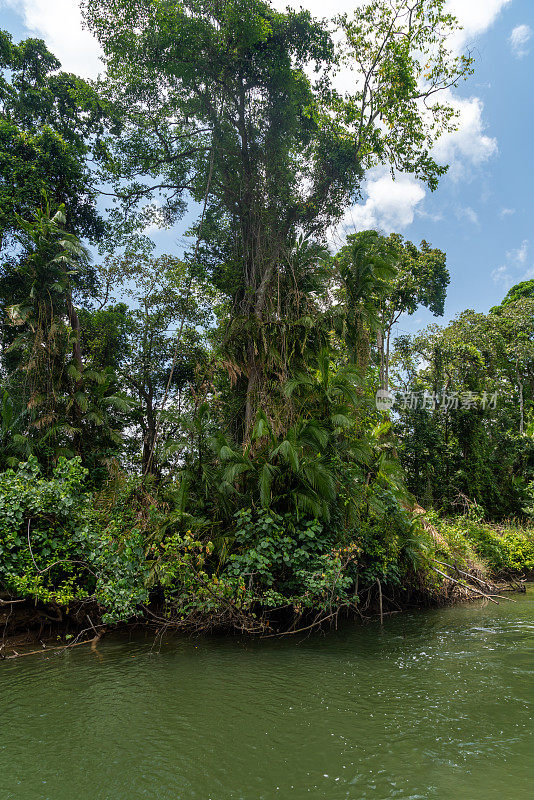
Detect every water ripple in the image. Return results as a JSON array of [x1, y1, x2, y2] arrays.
[[1, 589, 533, 800]]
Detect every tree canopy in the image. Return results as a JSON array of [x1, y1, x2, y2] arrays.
[[0, 30, 110, 249]]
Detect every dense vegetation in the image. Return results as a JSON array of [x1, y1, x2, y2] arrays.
[[1, 1, 532, 636]]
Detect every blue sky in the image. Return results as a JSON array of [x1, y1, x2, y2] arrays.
[[402, 0, 534, 333], [1, 0, 532, 335]]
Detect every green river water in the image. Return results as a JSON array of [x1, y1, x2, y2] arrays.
[[1, 589, 533, 800]]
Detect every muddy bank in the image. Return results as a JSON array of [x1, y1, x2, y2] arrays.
[[1, 571, 527, 660]]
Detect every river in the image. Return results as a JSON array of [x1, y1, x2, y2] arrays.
[[1, 588, 532, 799]]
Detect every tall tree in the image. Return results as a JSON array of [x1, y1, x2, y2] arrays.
[[374, 233, 449, 390], [0, 33, 113, 458], [86, 243, 213, 475], [1, 204, 125, 474], [392, 297, 534, 514], [83, 0, 473, 438]]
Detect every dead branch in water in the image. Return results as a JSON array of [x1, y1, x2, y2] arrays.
[[4, 636, 96, 660], [431, 566, 513, 604], [377, 578, 383, 626], [433, 560, 514, 598]]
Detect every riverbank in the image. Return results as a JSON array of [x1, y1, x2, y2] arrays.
[[2, 457, 533, 653], [0, 562, 534, 660]]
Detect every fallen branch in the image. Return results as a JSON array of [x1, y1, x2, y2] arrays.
[[86, 615, 106, 652], [0, 598, 27, 605], [432, 567, 504, 604], [261, 608, 345, 638], [377, 578, 384, 626], [434, 560, 509, 596], [4, 637, 98, 660]]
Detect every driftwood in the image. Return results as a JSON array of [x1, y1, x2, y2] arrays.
[[433, 560, 516, 601], [2, 619, 108, 660], [431, 566, 514, 604], [3, 637, 98, 660]]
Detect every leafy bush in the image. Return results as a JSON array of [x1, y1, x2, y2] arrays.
[[433, 514, 534, 575], [498, 528, 534, 571], [3, 455, 531, 632], [0, 456, 90, 604], [223, 508, 360, 611], [357, 491, 433, 585], [0, 458, 149, 621], [463, 522, 534, 573]]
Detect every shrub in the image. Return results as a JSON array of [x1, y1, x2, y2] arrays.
[[433, 514, 534, 575], [0, 458, 149, 622], [0, 456, 90, 605], [222, 508, 360, 611]]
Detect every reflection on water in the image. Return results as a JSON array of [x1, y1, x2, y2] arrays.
[[1, 589, 533, 800]]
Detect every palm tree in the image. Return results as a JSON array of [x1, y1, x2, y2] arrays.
[[0, 390, 31, 469], [333, 230, 398, 375]]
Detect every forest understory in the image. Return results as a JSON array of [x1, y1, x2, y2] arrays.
[[2, 508, 532, 660]]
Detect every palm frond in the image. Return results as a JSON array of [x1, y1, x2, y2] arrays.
[[259, 462, 278, 508]]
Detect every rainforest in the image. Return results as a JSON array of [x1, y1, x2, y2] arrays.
[[1, 0, 533, 651]]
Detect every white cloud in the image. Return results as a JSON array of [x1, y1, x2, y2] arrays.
[[1, 0, 102, 78], [446, 0, 512, 50], [491, 264, 512, 288], [492, 240, 531, 289], [500, 207, 516, 217], [432, 93, 498, 178], [509, 24, 532, 59], [417, 208, 444, 223], [507, 239, 529, 265], [341, 170, 426, 235], [458, 207, 479, 225]]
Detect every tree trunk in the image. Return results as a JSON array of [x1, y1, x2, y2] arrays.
[[519, 378, 525, 436], [385, 327, 391, 392], [241, 248, 282, 441], [377, 329, 386, 391], [66, 292, 83, 374], [142, 394, 157, 476]]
